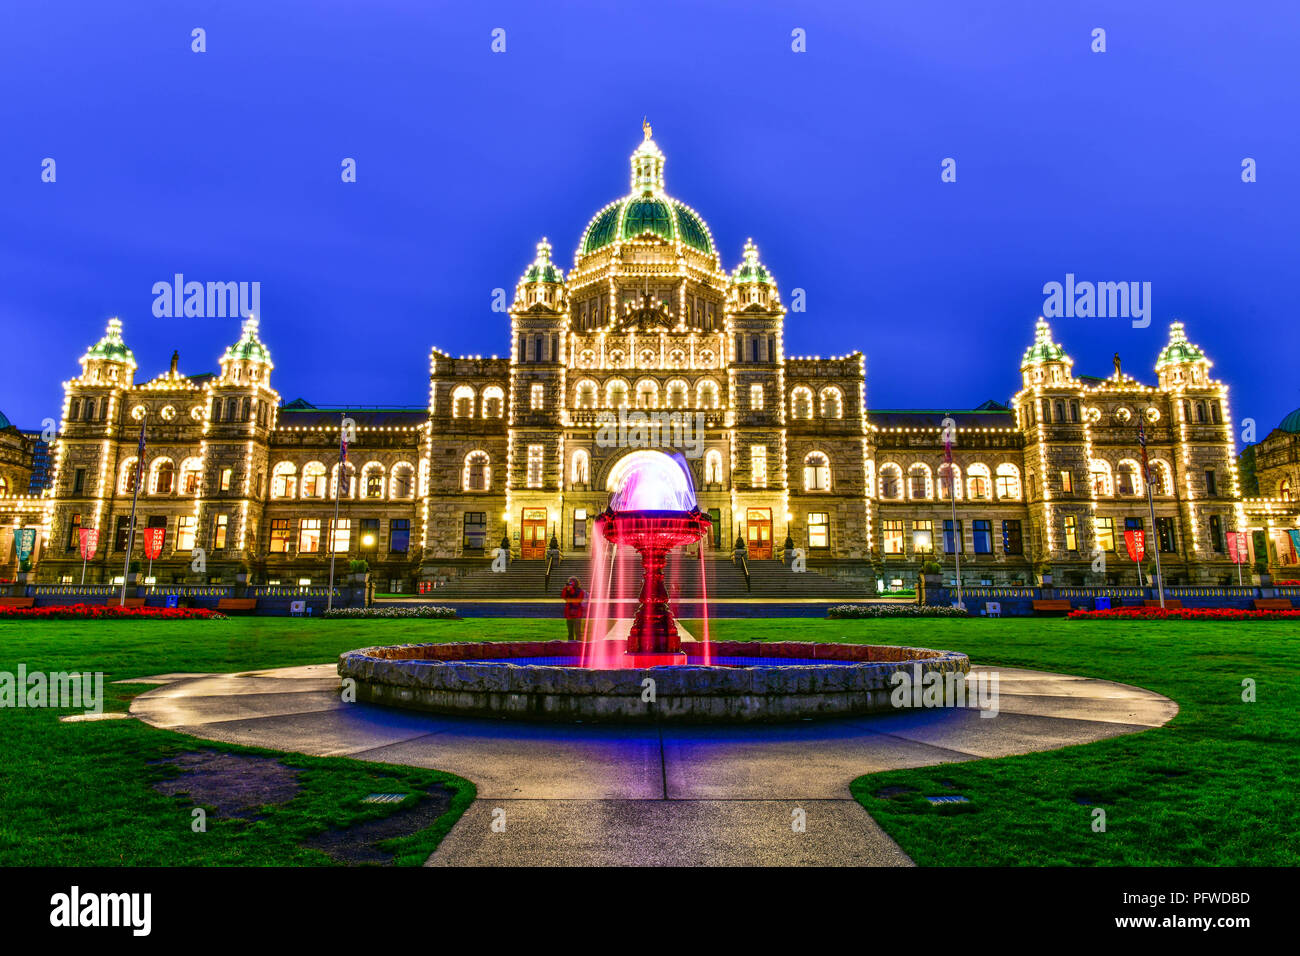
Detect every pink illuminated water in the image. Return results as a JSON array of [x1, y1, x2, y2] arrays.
[[607, 450, 697, 512]]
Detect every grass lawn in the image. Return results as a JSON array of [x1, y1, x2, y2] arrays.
[[704, 617, 1300, 866], [2, 615, 1296, 866]]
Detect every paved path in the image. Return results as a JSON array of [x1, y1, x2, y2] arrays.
[[130, 663, 1176, 866]]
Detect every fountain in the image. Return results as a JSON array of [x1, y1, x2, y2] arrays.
[[338, 450, 969, 722]]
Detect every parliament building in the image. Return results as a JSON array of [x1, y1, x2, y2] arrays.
[[6, 125, 1295, 591]]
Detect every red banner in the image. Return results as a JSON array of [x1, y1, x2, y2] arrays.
[[1226, 530, 1250, 564], [1124, 529, 1146, 563], [78, 527, 99, 561], [142, 527, 166, 560]]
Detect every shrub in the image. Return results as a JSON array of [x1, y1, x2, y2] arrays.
[[919, 561, 942, 576], [827, 604, 969, 619], [322, 606, 458, 620], [0, 604, 226, 620], [1068, 607, 1300, 621]]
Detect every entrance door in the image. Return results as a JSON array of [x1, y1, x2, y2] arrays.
[[746, 508, 773, 559], [521, 508, 548, 559]]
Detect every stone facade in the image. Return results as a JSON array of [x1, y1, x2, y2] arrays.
[[17, 126, 1263, 589]]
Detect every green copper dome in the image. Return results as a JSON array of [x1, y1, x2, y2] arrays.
[[1021, 318, 1070, 367], [522, 238, 564, 284], [1155, 321, 1207, 369], [1277, 408, 1300, 434], [0, 410, 12, 431], [731, 240, 772, 285], [82, 318, 136, 366], [223, 316, 272, 365], [578, 123, 714, 257]]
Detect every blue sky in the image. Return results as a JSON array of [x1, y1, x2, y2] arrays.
[[2, 0, 1297, 435]]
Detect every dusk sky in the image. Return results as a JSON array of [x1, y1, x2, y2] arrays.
[[2, 0, 1297, 437]]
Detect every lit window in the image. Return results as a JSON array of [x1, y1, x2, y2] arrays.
[[912, 520, 933, 554], [463, 451, 490, 491], [819, 387, 843, 418], [302, 463, 326, 498], [791, 387, 812, 419], [995, 464, 1021, 499], [213, 515, 228, 550], [530, 383, 545, 410], [1094, 517, 1116, 552], [750, 446, 767, 488], [803, 452, 830, 491], [219, 468, 233, 493], [269, 519, 291, 553], [1060, 470, 1073, 494], [750, 384, 764, 411], [298, 519, 321, 553], [330, 518, 351, 554], [571, 449, 590, 485], [704, 450, 723, 484], [883, 519, 904, 555], [1064, 515, 1078, 552], [177, 517, 197, 551], [527, 445, 544, 488], [808, 512, 829, 550]]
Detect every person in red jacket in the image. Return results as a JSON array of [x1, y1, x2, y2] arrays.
[[561, 576, 587, 640]]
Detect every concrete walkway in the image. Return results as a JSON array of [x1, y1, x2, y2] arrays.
[[129, 663, 1177, 866]]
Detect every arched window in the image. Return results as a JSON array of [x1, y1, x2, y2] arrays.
[[574, 379, 598, 409], [0, 477, 7, 494], [705, 449, 723, 484], [666, 379, 689, 409], [879, 463, 903, 500], [966, 463, 991, 500], [571, 449, 590, 486], [908, 463, 932, 499], [1090, 460, 1114, 497], [390, 462, 415, 499], [635, 378, 659, 409], [1281, 478, 1294, 502], [1211, 402, 1222, 424], [362, 462, 386, 499], [995, 463, 1021, 500], [150, 458, 175, 495], [452, 385, 475, 419], [481, 386, 504, 418], [271, 462, 297, 499], [330, 462, 357, 499], [1116, 460, 1143, 496], [937, 462, 962, 500], [241, 397, 252, 421], [791, 386, 813, 420], [803, 452, 831, 491], [1195, 402, 1206, 423], [606, 379, 629, 408], [696, 379, 719, 409], [819, 387, 843, 419], [463, 451, 491, 491], [1149, 460, 1174, 497], [302, 462, 327, 499], [225, 397, 238, 421]]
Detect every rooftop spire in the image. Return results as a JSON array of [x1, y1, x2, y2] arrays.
[[631, 119, 665, 195]]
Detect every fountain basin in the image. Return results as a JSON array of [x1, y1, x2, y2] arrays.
[[337, 640, 970, 723]]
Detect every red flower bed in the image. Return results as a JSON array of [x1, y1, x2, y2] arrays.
[[0, 603, 226, 620], [1069, 606, 1300, 621]]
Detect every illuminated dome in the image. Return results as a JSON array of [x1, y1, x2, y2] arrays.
[[1155, 321, 1208, 369], [82, 317, 136, 366], [579, 121, 714, 257]]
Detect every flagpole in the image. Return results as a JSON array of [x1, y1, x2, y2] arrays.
[[1137, 419, 1164, 608], [119, 421, 146, 607], [326, 414, 345, 613]]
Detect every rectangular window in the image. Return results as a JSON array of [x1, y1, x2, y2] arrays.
[[299, 518, 321, 553], [329, 518, 351, 554], [72, 468, 86, 495], [1060, 470, 1073, 494], [1001, 520, 1023, 555], [1064, 515, 1078, 552], [883, 519, 904, 555], [750, 446, 767, 488], [177, 516, 196, 551], [912, 520, 934, 554], [573, 508, 588, 549], [749, 384, 763, 411], [1124, 517, 1144, 532], [1205, 469, 1217, 496], [65, 513, 83, 551], [359, 518, 380, 552], [219, 467, 233, 493], [462, 512, 486, 551], [943, 520, 963, 555], [973, 519, 992, 554], [390, 519, 411, 553], [530, 383, 544, 411], [114, 515, 131, 551], [707, 507, 721, 549], [1156, 517, 1177, 553], [1209, 514, 1225, 553], [526, 445, 544, 488], [213, 514, 229, 550], [269, 519, 291, 554], [808, 512, 829, 550], [1094, 517, 1116, 553]]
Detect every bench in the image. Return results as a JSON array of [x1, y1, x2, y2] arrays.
[[1144, 599, 1183, 609], [1032, 599, 1073, 615], [216, 597, 258, 613], [0, 597, 36, 608], [1253, 598, 1294, 611]]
